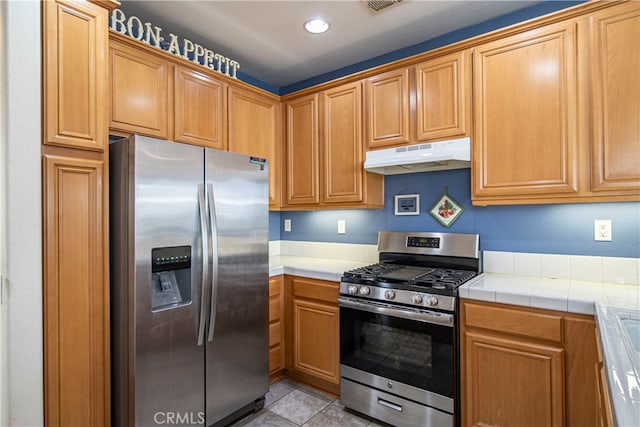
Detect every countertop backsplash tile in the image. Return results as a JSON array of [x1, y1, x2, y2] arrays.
[[569, 255, 603, 282], [602, 256, 639, 285], [540, 254, 571, 280], [483, 251, 514, 276], [513, 253, 541, 277], [270, 240, 377, 264], [483, 251, 639, 285]]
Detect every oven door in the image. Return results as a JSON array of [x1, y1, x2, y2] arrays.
[[338, 296, 455, 414]]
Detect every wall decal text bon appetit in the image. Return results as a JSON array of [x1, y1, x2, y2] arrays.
[[110, 9, 241, 79]]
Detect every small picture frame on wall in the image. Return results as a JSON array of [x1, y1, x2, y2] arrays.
[[429, 187, 464, 227], [394, 194, 420, 216]]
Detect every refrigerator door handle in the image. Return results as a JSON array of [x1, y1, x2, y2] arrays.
[[197, 184, 209, 346], [206, 183, 219, 343]]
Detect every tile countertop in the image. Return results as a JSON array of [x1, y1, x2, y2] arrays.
[[595, 304, 640, 427], [269, 255, 367, 283], [460, 273, 640, 426], [458, 273, 640, 315]]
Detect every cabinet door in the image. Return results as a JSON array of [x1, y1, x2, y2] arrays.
[[364, 68, 410, 149], [292, 298, 340, 385], [43, 0, 108, 151], [322, 82, 363, 204], [174, 66, 226, 149], [472, 22, 579, 200], [564, 317, 598, 427], [228, 86, 281, 208], [43, 154, 109, 427], [589, 3, 640, 192], [463, 331, 565, 427], [110, 40, 170, 138], [269, 276, 284, 376], [415, 50, 469, 141], [285, 94, 320, 205]]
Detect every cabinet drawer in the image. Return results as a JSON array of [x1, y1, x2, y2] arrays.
[[269, 278, 281, 297], [269, 321, 281, 347], [269, 345, 282, 373], [464, 302, 563, 343], [292, 278, 339, 304], [269, 296, 280, 323]]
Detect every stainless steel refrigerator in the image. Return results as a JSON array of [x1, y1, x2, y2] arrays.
[[110, 134, 269, 426]]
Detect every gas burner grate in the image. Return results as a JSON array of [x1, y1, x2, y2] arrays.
[[412, 269, 477, 290], [343, 263, 402, 280]]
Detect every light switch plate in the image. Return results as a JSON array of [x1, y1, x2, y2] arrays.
[[284, 219, 291, 232]]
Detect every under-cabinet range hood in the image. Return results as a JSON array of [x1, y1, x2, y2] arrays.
[[364, 137, 470, 175]]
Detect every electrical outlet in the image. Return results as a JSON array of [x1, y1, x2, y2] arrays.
[[284, 219, 292, 232], [337, 219, 346, 234], [594, 220, 612, 241]]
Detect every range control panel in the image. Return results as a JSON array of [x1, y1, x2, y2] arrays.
[[407, 236, 440, 249]]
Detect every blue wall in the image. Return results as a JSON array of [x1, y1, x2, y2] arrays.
[[270, 170, 640, 258]]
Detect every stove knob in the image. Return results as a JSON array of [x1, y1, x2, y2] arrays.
[[347, 285, 358, 295], [384, 290, 396, 300], [412, 294, 423, 304], [359, 286, 371, 296], [426, 296, 439, 307]]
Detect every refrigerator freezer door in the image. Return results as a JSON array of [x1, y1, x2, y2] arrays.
[[132, 136, 206, 426], [205, 149, 269, 425]]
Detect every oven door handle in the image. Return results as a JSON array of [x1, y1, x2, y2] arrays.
[[338, 297, 454, 327]]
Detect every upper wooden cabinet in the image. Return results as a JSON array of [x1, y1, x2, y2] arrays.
[[588, 2, 640, 193], [472, 21, 580, 202], [472, 2, 639, 205], [284, 83, 383, 209], [174, 65, 226, 150], [322, 82, 365, 204], [110, 39, 171, 138], [227, 86, 281, 208], [43, 0, 108, 151], [364, 68, 410, 149], [414, 50, 470, 142], [285, 94, 320, 205]]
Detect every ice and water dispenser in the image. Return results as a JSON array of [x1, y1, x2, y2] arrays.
[[151, 246, 192, 311]]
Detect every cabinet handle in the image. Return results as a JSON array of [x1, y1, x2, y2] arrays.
[[377, 398, 403, 412]]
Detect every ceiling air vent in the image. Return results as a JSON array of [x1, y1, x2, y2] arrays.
[[363, 0, 403, 13]]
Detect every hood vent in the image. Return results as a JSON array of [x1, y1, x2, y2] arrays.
[[364, 137, 471, 175], [363, 0, 403, 13]]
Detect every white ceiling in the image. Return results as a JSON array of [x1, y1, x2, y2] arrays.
[[118, 0, 544, 88]]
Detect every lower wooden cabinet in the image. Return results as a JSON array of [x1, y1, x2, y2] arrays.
[[594, 327, 614, 427], [464, 331, 565, 426], [284, 276, 340, 395], [43, 152, 110, 426], [460, 300, 598, 427], [269, 276, 284, 380]]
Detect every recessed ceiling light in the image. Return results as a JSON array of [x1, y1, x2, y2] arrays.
[[304, 18, 330, 34]]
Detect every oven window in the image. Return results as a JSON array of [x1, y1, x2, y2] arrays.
[[340, 306, 454, 398]]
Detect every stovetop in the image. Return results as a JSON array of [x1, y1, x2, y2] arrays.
[[342, 263, 477, 292], [338, 231, 480, 312]]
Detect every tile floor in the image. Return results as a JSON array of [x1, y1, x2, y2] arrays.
[[231, 379, 390, 427]]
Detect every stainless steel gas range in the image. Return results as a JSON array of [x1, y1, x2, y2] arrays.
[[338, 231, 480, 427]]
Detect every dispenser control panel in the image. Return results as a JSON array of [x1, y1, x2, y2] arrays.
[[152, 246, 191, 272]]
